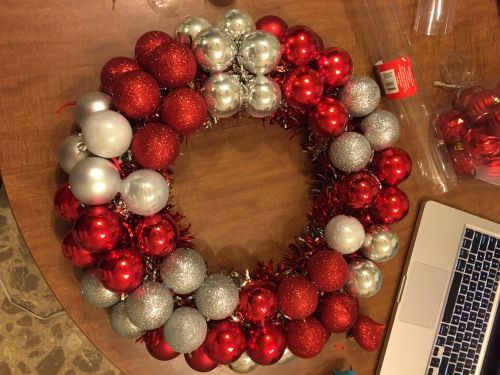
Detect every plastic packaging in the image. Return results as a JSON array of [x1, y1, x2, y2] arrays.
[[414, 0, 456, 36]]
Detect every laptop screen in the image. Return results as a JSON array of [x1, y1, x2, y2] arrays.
[[482, 305, 500, 375]]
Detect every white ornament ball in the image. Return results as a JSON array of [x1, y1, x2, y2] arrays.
[[345, 258, 382, 298], [341, 76, 381, 117], [110, 301, 145, 339], [160, 248, 207, 295], [57, 134, 90, 174], [324, 215, 365, 255], [195, 274, 239, 320], [80, 268, 120, 308], [74, 91, 112, 126], [328, 132, 372, 173], [216, 9, 255, 39], [175, 16, 212, 44], [164, 307, 208, 353], [360, 110, 400, 151]]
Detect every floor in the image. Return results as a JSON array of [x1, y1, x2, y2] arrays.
[[0, 185, 122, 375]]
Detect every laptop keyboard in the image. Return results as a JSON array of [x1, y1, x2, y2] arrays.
[[427, 227, 500, 375]]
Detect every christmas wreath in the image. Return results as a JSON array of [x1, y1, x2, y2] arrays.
[[53, 9, 412, 373]]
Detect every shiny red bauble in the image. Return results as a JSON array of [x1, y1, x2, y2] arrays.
[[463, 126, 500, 164], [306, 250, 348, 292], [135, 30, 172, 67], [308, 97, 348, 138], [339, 171, 381, 210], [371, 187, 410, 224], [53, 183, 83, 221], [185, 344, 218, 372], [286, 317, 330, 358], [256, 15, 288, 38], [145, 327, 180, 361], [352, 315, 385, 352], [448, 147, 476, 176], [100, 56, 142, 96], [465, 89, 500, 122], [283, 66, 324, 109], [97, 248, 145, 293], [72, 206, 122, 252], [319, 291, 359, 332], [436, 110, 468, 144], [281, 25, 322, 66], [149, 42, 197, 88], [246, 324, 286, 365], [454, 86, 483, 111], [277, 275, 318, 319], [112, 71, 161, 119], [237, 281, 278, 324], [135, 213, 177, 257], [61, 232, 98, 268], [371, 148, 412, 186], [131, 123, 180, 170], [204, 320, 246, 364], [488, 105, 500, 137], [161, 88, 208, 136], [314, 47, 353, 87]]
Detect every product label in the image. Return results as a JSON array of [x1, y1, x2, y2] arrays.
[[375, 57, 418, 100]]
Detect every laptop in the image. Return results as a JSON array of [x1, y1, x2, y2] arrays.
[[379, 200, 500, 375]]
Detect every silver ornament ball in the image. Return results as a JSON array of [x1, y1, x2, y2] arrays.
[[193, 27, 237, 73], [57, 134, 90, 174], [216, 9, 255, 39], [328, 132, 372, 173], [360, 110, 400, 151], [80, 268, 120, 308], [341, 76, 381, 117], [324, 215, 365, 255], [195, 274, 239, 320], [160, 248, 207, 295], [276, 347, 295, 365], [74, 91, 112, 126], [230, 351, 258, 373], [361, 225, 399, 262], [244, 75, 282, 118], [345, 258, 382, 298], [175, 16, 212, 44], [202, 73, 245, 118], [120, 169, 169, 216], [69, 157, 121, 205], [237, 31, 282, 74], [110, 301, 145, 339], [164, 307, 208, 353]]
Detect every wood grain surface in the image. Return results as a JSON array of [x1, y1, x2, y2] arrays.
[[1, 1, 499, 374]]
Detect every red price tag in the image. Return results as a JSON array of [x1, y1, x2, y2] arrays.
[[376, 57, 418, 100]]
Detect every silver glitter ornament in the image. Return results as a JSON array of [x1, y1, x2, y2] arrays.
[[216, 9, 255, 39], [202, 73, 245, 118], [110, 301, 145, 339], [276, 347, 295, 365], [195, 274, 239, 320], [345, 258, 382, 298], [324, 215, 365, 255], [120, 169, 169, 216], [164, 307, 207, 353], [360, 110, 400, 151], [74, 91, 112, 126], [175, 16, 212, 44], [80, 268, 120, 308], [230, 351, 258, 373], [244, 75, 282, 118], [237, 31, 282, 74], [328, 132, 372, 173], [125, 282, 173, 330], [160, 248, 207, 295], [193, 27, 237, 73], [58, 134, 90, 174], [361, 225, 399, 262], [341, 76, 381, 117]]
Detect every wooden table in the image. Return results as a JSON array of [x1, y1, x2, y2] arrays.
[[0, 1, 498, 374]]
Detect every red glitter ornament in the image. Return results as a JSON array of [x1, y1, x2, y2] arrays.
[[286, 317, 330, 358], [277, 275, 318, 319], [352, 315, 385, 351], [97, 248, 145, 293], [72, 206, 122, 252], [135, 30, 172, 68], [135, 213, 177, 257], [112, 71, 161, 119], [436, 110, 468, 144], [454, 86, 483, 111], [371, 187, 410, 224], [371, 148, 412, 186], [339, 171, 381, 210], [204, 320, 246, 364], [306, 250, 348, 292], [185, 344, 218, 372], [161, 88, 208, 136], [465, 89, 500, 122], [53, 183, 83, 221], [283, 66, 324, 109], [448, 147, 476, 177], [131, 123, 180, 170], [246, 324, 286, 365], [61, 232, 98, 268], [100, 57, 141, 96], [236, 281, 278, 324], [256, 15, 288, 38], [281, 25, 322, 66], [314, 47, 353, 88], [308, 97, 348, 138], [319, 291, 359, 332], [145, 327, 180, 361], [463, 126, 500, 164], [149, 42, 197, 88]]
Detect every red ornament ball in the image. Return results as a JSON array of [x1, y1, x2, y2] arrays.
[[436, 110, 468, 144], [112, 71, 161, 119], [53, 183, 83, 221], [97, 248, 144, 293], [256, 15, 288, 38], [306, 250, 348, 292], [204, 320, 246, 364], [371, 147, 412, 186], [308, 97, 348, 138], [149, 42, 197, 88], [315, 47, 353, 88], [286, 317, 330, 358], [352, 315, 385, 351], [185, 344, 218, 372], [339, 171, 381, 210], [131, 123, 180, 170], [145, 327, 180, 361], [371, 187, 410, 224], [277, 275, 318, 319], [319, 291, 359, 332], [61, 232, 98, 268], [463, 126, 500, 164], [135, 213, 177, 257], [448, 147, 476, 177], [100, 56, 141, 96], [161, 88, 208, 136], [236, 281, 278, 324], [465, 89, 500, 122], [354, 209, 374, 228], [72, 206, 122, 252], [488, 105, 500, 137], [246, 324, 286, 365], [454, 86, 483, 111], [135, 30, 172, 68], [283, 66, 324, 109], [281, 25, 322, 66]]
